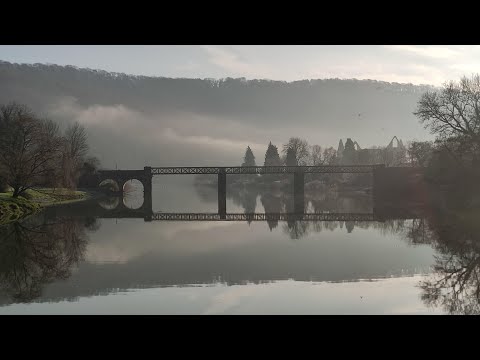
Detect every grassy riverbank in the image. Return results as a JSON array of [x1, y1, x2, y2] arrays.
[[0, 188, 91, 225]]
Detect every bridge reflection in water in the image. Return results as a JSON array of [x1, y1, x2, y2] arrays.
[[150, 213, 376, 222], [94, 204, 416, 223]]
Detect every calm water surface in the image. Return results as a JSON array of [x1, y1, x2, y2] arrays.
[[0, 178, 469, 314]]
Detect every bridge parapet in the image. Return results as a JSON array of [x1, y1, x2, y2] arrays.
[[150, 165, 383, 175]]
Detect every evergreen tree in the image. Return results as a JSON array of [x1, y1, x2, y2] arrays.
[[242, 146, 256, 167], [337, 139, 344, 158], [285, 147, 297, 166], [264, 141, 281, 166]]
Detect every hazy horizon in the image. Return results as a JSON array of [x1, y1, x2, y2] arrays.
[[0, 58, 442, 86], [2, 45, 479, 86], [0, 58, 437, 169]]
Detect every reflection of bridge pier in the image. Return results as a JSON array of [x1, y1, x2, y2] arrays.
[[293, 171, 305, 214], [218, 169, 227, 219]]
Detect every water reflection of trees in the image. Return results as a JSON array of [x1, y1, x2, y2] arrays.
[[420, 248, 480, 314], [417, 212, 480, 315], [374, 203, 480, 315], [227, 184, 376, 236], [0, 214, 98, 303], [229, 187, 258, 225], [260, 193, 282, 231], [195, 183, 480, 313]]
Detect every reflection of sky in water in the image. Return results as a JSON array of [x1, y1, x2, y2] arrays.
[[0, 277, 443, 315], [0, 183, 441, 314], [152, 179, 246, 213]]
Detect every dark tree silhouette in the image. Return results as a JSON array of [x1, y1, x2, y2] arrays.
[[0, 103, 63, 197], [420, 248, 480, 315], [0, 214, 95, 302], [283, 220, 309, 240], [283, 137, 310, 166], [0, 174, 8, 192], [242, 146, 256, 167], [345, 221, 355, 233], [414, 74, 480, 146], [407, 141, 434, 167], [263, 141, 282, 183], [285, 147, 297, 166], [78, 156, 101, 188], [414, 74, 480, 178], [260, 193, 282, 231], [264, 141, 282, 166], [229, 187, 258, 224]]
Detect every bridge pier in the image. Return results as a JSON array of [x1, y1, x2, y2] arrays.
[[218, 169, 227, 219], [143, 166, 153, 221], [293, 171, 305, 214]]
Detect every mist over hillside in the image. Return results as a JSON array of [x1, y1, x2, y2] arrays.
[[0, 60, 435, 169]]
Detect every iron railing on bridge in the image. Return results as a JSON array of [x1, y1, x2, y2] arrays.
[[150, 165, 384, 175], [151, 212, 377, 222]]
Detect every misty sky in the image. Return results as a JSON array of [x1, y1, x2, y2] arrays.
[[2, 45, 479, 169], [2, 45, 480, 85]]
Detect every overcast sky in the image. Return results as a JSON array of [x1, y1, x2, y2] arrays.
[[1, 45, 479, 85]]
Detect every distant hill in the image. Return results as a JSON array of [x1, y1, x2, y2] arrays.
[[0, 61, 435, 169]]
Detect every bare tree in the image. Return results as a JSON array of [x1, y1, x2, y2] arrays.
[[0, 103, 63, 197], [414, 74, 480, 146], [62, 122, 89, 189], [322, 147, 337, 165], [310, 145, 322, 165], [282, 137, 310, 165]]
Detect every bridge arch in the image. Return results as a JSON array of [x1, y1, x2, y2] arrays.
[[99, 178, 120, 192], [98, 196, 121, 210], [97, 170, 150, 193], [122, 178, 145, 210]]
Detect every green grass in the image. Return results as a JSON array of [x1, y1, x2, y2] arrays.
[[0, 188, 89, 225], [21, 188, 87, 205]]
